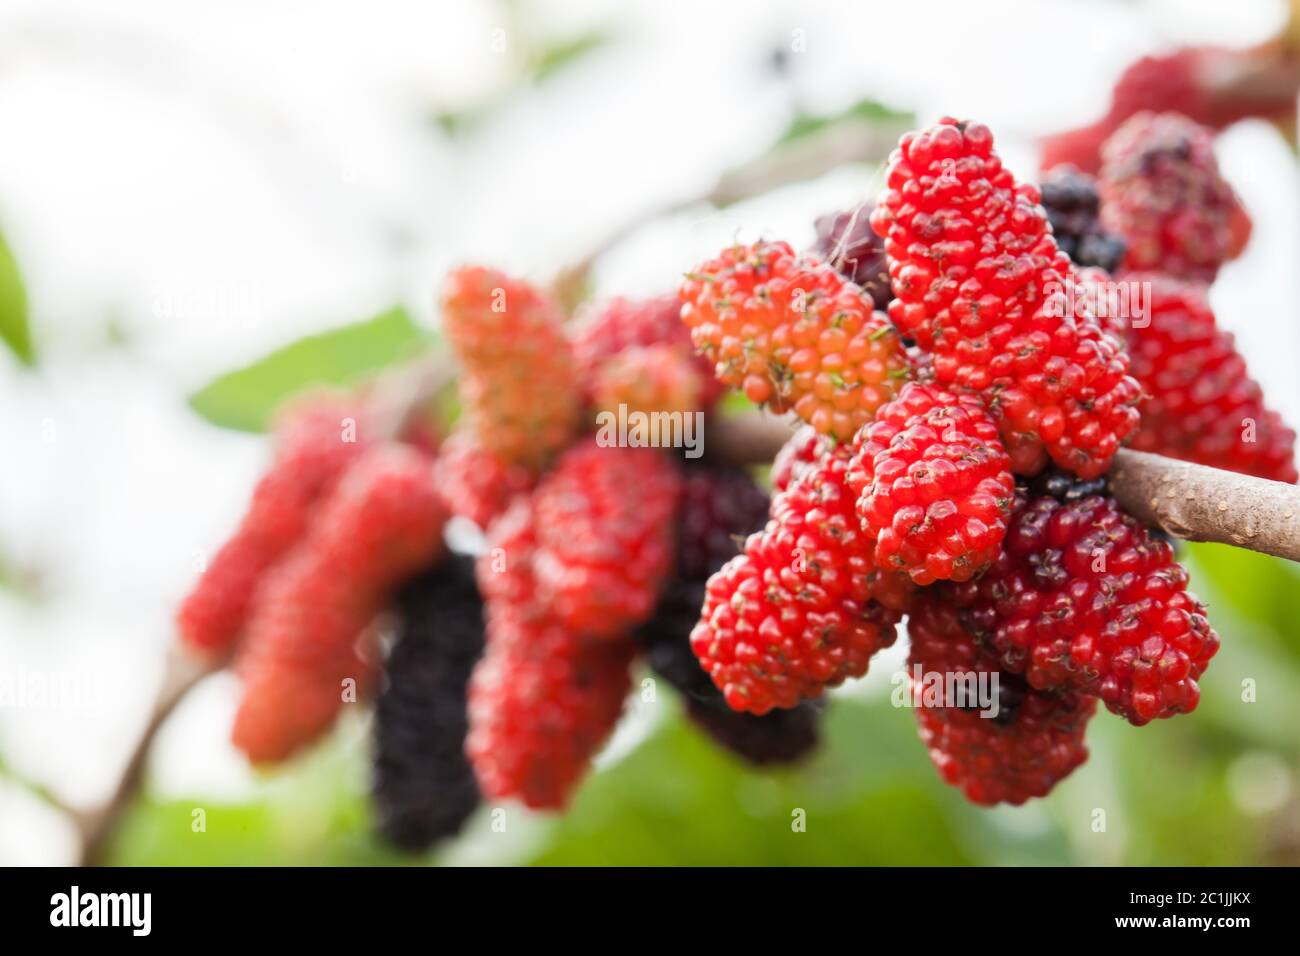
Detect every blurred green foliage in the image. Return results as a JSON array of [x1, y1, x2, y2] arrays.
[[108, 538, 1300, 865], [0, 230, 34, 366], [187, 306, 432, 432]]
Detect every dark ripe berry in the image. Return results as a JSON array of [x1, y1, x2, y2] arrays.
[[1039, 165, 1127, 273], [813, 204, 893, 309], [638, 469, 820, 763], [1099, 112, 1246, 282], [373, 554, 484, 852], [675, 466, 770, 580]]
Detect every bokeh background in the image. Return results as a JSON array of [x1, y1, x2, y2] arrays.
[[1, 0, 1299, 866]]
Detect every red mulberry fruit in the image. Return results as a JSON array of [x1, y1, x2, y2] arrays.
[[948, 478, 1220, 725], [847, 382, 1014, 584], [1122, 274, 1296, 482], [908, 594, 1095, 806], [532, 439, 682, 639], [231, 444, 448, 763], [177, 390, 371, 657]]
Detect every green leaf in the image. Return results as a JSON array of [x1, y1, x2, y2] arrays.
[[775, 98, 913, 149], [0, 231, 34, 365], [188, 306, 431, 432]]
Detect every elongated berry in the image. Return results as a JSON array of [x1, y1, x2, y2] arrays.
[[873, 118, 1141, 478], [177, 391, 370, 657], [231, 444, 448, 763]]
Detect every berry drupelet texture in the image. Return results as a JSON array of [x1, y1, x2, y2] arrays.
[[467, 604, 635, 810], [847, 382, 1014, 585], [231, 444, 449, 763], [680, 240, 907, 441], [908, 594, 1095, 806], [1122, 275, 1296, 482], [372, 554, 484, 852], [690, 451, 904, 715], [947, 479, 1220, 725], [770, 425, 833, 494], [872, 117, 1141, 478]]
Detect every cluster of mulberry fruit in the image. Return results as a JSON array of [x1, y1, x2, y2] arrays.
[[682, 109, 1296, 807], [176, 105, 1294, 844]]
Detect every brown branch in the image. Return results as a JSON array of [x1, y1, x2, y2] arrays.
[[709, 411, 1300, 565], [1108, 449, 1300, 562], [75, 645, 215, 866]]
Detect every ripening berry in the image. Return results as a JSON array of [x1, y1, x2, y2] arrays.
[[466, 603, 635, 810], [433, 428, 534, 530], [570, 293, 723, 409], [440, 265, 580, 470], [873, 117, 1141, 478], [947, 477, 1220, 725], [690, 451, 904, 715], [1120, 275, 1296, 482], [531, 439, 682, 639], [589, 343, 705, 419], [177, 390, 370, 657], [680, 240, 908, 441], [231, 444, 448, 763]]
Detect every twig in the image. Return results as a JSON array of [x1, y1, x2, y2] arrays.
[[75, 644, 215, 866], [1108, 449, 1300, 562], [708, 412, 1300, 566]]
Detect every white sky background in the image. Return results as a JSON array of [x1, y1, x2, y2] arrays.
[[0, 0, 1296, 864]]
